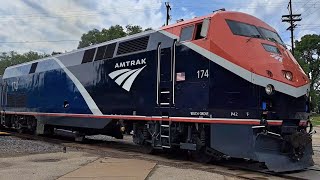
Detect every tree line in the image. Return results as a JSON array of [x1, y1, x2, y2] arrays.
[[0, 25, 319, 111]]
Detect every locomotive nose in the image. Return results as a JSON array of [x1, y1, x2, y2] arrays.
[[262, 48, 309, 88]]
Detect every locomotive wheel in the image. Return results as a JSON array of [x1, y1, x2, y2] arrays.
[[190, 147, 213, 163], [139, 143, 154, 154], [16, 123, 25, 134]]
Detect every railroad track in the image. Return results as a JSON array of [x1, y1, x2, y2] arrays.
[[2, 129, 320, 180]]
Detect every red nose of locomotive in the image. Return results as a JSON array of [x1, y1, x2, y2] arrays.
[[246, 39, 309, 87], [205, 11, 310, 97], [161, 11, 309, 97]]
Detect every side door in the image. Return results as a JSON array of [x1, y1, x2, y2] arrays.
[[156, 41, 177, 108]]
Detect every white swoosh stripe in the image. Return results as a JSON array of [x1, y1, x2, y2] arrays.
[[53, 57, 102, 115], [115, 68, 139, 86], [122, 65, 147, 91], [109, 69, 131, 79]]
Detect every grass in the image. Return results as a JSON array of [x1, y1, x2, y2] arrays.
[[310, 115, 320, 126]]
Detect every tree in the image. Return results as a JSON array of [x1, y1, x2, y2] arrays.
[[295, 34, 320, 111], [0, 51, 49, 75], [126, 25, 143, 35], [77, 28, 105, 49], [77, 25, 151, 49]]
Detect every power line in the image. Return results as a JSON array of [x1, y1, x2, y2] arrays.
[[297, 0, 313, 13], [303, 5, 319, 18]]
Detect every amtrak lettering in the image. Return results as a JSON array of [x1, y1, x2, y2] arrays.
[[114, 58, 146, 69]]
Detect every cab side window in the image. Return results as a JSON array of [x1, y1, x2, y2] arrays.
[[194, 23, 203, 40], [180, 18, 210, 42], [180, 25, 194, 42]]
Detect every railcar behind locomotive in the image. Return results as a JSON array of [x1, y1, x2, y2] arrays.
[[0, 10, 314, 172]]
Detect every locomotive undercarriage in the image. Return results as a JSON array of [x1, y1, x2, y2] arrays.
[[0, 114, 37, 133], [0, 112, 314, 172], [132, 120, 314, 171], [132, 121, 225, 162]]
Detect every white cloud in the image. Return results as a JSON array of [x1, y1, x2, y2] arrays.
[[297, 30, 317, 40], [174, 6, 196, 22], [0, 0, 163, 54]]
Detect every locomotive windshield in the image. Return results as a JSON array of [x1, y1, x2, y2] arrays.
[[259, 27, 284, 45], [226, 20, 261, 38], [226, 19, 285, 47]]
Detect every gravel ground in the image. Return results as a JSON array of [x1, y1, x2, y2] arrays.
[[0, 136, 64, 157]]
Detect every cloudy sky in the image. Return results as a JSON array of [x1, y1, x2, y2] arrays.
[[0, 0, 319, 54]]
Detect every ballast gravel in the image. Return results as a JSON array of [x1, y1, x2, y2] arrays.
[[0, 136, 63, 157]]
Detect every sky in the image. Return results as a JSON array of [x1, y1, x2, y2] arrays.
[[0, 0, 319, 54]]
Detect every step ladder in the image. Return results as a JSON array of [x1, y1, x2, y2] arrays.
[[160, 119, 171, 149], [159, 88, 170, 107]]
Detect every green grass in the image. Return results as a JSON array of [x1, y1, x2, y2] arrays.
[[310, 115, 320, 126]]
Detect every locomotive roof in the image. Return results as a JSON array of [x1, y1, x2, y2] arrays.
[[6, 11, 222, 69], [6, 11, 274, 70], [6, 29, 155, 69]]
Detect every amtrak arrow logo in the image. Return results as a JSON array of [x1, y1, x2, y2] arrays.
[[108, 65, 146, 92], [270, 53, 283, 62]]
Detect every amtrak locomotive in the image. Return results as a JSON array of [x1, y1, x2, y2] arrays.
[[0, 11, 314, 172]]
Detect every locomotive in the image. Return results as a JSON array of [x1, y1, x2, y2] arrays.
[[0, 10, 314, 172]]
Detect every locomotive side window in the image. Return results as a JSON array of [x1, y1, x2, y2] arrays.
[[194, 18, 210, 40], [105, 43, 116, 58], [94, 45, 107, 61], [226, 20, 261, 38], [194, 23, 203, 40], [29, 62, 38, 74], [180, 25, 194, 42], [82, 48, 96, 64]]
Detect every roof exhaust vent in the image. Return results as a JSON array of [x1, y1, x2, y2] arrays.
[[176, 19, 184, 23], [213, 8, 225, 13]]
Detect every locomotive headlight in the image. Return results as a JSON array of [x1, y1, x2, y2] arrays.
[[265, 84, 275, 95], [284, 71, 293, 81]]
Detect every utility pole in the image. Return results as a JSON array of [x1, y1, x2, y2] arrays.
[[165, 2, 171, 26], [281, 0, 302, 56]]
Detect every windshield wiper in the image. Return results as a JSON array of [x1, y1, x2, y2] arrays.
[[268, 37, 277, 43], [246, 34, 261, 42]]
